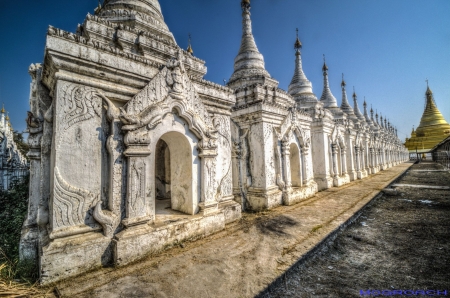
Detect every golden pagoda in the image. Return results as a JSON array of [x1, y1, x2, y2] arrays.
[[405, 84, 450, 152]]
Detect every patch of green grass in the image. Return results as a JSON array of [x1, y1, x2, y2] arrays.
[[0, 175, 38, 282], [310, 224, 323, 233]]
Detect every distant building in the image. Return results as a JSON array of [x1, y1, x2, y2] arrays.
[[0, 107, 28, 190], [431, 135, 450, 169], [405, 85, 450, 154]]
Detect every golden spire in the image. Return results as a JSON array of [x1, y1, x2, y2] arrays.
[[187, 33, 193, 55], [5, 113, 10, 121], [405, 82, 450, 151], [1, 104, 4, 114], [417, 82, 448, 128]]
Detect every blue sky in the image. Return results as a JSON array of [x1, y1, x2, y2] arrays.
[[0, 0, 449, 141]]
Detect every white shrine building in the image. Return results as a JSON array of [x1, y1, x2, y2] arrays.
[[20, 0, 408, 284]]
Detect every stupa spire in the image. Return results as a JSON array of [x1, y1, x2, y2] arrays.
[[229, 0, 270, 85], [187, 33, 193, 56], [320, 55, 338, 108], [352, 87, 365, 121], [418, 83, 449, 128], [288, 28, 313, 95], [363, 98, 372, 124], [340, 74, 356, 119]]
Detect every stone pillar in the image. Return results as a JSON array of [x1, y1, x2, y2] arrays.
[[231, 142, 241, 205], [355, 147, 361, 174], [301, 148, 309, 185], [198, 143, 219, 215], [122, 130, 152, 227], [345, 133, 357, 180], [341, 149, 348, 175], [281, 140, 292, 189], [311, 121, 333, 190], [19, 127, 42, 262], [332, 144, 339, 178], [361, 146, 366, 172], [381, 148, 386, 170]]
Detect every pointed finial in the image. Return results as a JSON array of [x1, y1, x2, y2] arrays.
[[341, 73, 346, 88], [187, 33, 193, 55], [322, 54, 328, 74], [363, 97, 367, 107], [1, 104, 4, 114], [352, 86, 357, 99], [425, 79, 432, 96], [5, 112, 9, 121], [241, 0, 251, 11], [294, 28, 302, 51]]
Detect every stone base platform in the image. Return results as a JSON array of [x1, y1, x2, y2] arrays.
[[40, 200, 241, 284], [247, 186, 282, 211], [315, 176, 334, 191], [357, 169, 368, 179], [55, 162, 413, 298], [348, 171, 357, 181], [283, 181, 318, 206], [333, 174, 350, 187]]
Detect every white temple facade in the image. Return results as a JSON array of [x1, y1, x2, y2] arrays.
[[0, 108, 28, 190], [20, 0, 409, 284]]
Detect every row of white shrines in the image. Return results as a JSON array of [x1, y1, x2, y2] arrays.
[[20, 0, 408, 284]]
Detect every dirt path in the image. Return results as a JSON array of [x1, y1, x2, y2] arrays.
[[50, 163, 412, 298], [264, 161, 450, 297]]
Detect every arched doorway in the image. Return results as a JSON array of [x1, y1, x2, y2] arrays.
[[154, 131, 195, 215], [155, 139, 171, 200], [290, 143, 302, 187]]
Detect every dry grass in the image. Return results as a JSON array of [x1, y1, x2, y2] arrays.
[[0, 249, 51, 298]]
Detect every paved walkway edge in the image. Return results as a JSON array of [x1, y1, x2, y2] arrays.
[[256, 163, 414, 297]]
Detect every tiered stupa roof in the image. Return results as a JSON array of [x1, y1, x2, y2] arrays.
[[363, 100, 373, 127], [319, 59, 338, 108], [352, 89, 365, 122], [228, 0, 275, 88], [405, 84, 450, 151], [340, 75, 357, 121], [288, 30, 313, 96], [97, 0, 176, 44]]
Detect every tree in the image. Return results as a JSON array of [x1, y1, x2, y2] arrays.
[[13, 131, 29, 160]]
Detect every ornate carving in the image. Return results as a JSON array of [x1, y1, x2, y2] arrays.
[[128, 159, 147, 218], [273, 127, 285, 191], [57, 84, 103, 148], [214, 115, 233, 199], [53, 167, 99, 229], [93, 202, 116, 237], [166, 52, 186, 95]]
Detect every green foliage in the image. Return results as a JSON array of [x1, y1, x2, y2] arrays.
[[13, 131, 30, 160], [0, 174, 30, 280]]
